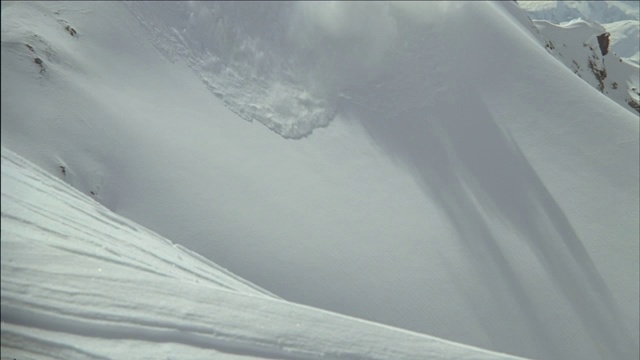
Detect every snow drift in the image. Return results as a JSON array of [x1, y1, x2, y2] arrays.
[[1, 1, 638, 360]]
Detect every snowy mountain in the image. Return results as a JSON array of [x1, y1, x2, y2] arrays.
[[532, 18, 639, 113], [517, 1, 640, 113], [518, 1, 639, 24], [2, 1, 639, 360], [518, 0, 640, 62]]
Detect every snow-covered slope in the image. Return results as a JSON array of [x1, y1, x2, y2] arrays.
[[518, 0, 640, 63], [1, 1, 638, 360], [603, 19, 640, 62], [532, 18, 640, 113], [2, 146, 528, 360]]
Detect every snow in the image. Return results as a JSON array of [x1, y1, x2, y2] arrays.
[[1, 147, 527, 360], [531, 18, 640, 113], [603, 19, 640, 62], [518, 1, 639, 24], [518, 0, 640, 63], [516, 1, 640, 113], [1, 1, 639, 360]]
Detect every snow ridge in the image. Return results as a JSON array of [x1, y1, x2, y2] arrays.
[[518, 1, 639, 24]]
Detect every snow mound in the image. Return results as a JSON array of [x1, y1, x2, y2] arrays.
[[1, 146, 527, 360]]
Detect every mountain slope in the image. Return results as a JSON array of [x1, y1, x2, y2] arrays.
[[532, 18, 640, 113], [603, 19, 640, 62], [2, 146, 528, 360], [518, 0, 640, 62], [1, 1, 638, 360]]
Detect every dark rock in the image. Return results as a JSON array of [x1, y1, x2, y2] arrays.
[[596, 32, 610, 56]]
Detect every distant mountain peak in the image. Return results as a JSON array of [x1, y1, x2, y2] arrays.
[[532, 18, 639, 113]]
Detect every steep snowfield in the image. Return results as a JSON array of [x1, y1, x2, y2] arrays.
[[2, 147, 528, 360], [1, 1, 639, 360]]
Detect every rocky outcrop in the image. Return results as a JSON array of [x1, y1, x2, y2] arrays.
[[532, 19, 639, 114], [597, 32, 610, 56]]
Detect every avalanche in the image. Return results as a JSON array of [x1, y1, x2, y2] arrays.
[[2, 1, 638, 360]]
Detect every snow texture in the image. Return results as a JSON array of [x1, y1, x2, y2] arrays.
[[1, 147, 527, 360]]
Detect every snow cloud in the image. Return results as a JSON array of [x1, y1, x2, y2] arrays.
[[390, 1, 459, 25], [285, 1, 454, 100], [288, 2, 398, 92]]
